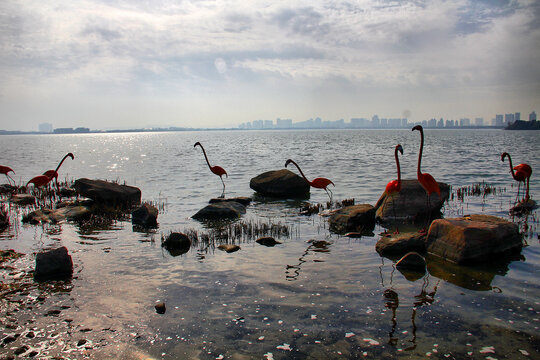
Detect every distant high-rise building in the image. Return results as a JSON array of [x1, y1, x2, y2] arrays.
[[504, 113, 514, 124], [437, 118, 444, 128], [515, 112, 520, 121], [39, 123, 53, 133], [427, 118, 436, 128], [460, 118, 471, 127], [350, 118, 369, 128], [264, 120, 274, 129], [475, 117, 483, 126], [276, 118, 292, 128], [495, 114, 504, 126], [402, 118, 408, 128], [252, 120, 263, 129], [371, 115, 380, 128], [529, 111, 537, 121]]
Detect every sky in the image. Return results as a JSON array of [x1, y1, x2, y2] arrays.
[[1, 0, 539, 131]]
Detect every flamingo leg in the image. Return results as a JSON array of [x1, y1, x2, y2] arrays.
[[525, 176, 530, 201], [325, 187, 333, 203], [219, 175, 226, 198], [6, 174, 15, 186], [391, 195, 399, 234], [515, 181, 521, 203]]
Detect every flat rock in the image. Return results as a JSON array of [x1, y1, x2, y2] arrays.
[[328, 204, 375, 234], [73, 178, 141, 207], [162, 232, 191, 257], [10, 194, 36, 206], [510, 198, 538, 216], [218, 244, 241, 253], [22, 205, 91, 224], [426, 214, 522, 264], [132, 203, 158, 228], [376, 231, 427, 256], [34, 246, 73, 281], [209, 197, 252, 206], [375, 179, 450, 223], [192, 201, 246, 220], [249, 169, 309, 198]]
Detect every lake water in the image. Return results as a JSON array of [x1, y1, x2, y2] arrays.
[[0, 129, 539, 359]]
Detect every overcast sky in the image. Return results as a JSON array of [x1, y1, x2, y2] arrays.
[[1, 0, 539, 131]]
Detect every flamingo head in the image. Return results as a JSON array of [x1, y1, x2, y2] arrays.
[[396, 144, 403, 155], [412, 125, 423, 132], [501, 152, 509, 162], [284, 159, 293, 168], [194, 142, 201, 148], [67, 152, 74, 160]]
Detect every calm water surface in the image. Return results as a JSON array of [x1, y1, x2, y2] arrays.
[[1, 129, 539, 359]]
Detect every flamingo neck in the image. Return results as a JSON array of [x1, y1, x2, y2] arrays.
[[54, 154, 71, 173], [197, 144, 212, 170], [395, 148, 401, 184], [504, 154, 518, 180], [289, 160, 311, 185], [417, 129, 424, 177]]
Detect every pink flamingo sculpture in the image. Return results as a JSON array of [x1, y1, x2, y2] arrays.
[[0, 165, 16, 186], [43, 152, 74, 190], [194, 142, 228, 197], [383, 144, 403, 233], [412, 125, 441, 231], [501, 152, 532, 202], [285, 159, 335, 201]]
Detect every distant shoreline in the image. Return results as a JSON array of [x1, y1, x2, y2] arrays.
[[0, 126, 512, 135]]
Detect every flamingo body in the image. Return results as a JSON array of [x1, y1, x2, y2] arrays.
[[27, 174, 52, 188], [0, 165, 16, 185]]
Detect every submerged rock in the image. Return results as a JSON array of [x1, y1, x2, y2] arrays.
[[34, 246, 73, 281], [192, 201, 246, 220], [10, 194, 36, 206], [376, 231, 427, 256], [0, 184, 18, 195], [375, 179, 450, 223], [218, 244, 241, 253], [73, 178, 141, 207], [162, 232, 191, 257], [22, 205, 91, 224], [249, 169, 310, 198], [426, 214, 522, 264], [510, 198, 538, 216], [328, 204, 375, 234], [395, 252, 427, 281], [132, 203, 158, 228], [155, 302, 166, 314], [256, 237, 282, 247]]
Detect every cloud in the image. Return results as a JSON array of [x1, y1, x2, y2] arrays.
[[0, 0, 538, 130]]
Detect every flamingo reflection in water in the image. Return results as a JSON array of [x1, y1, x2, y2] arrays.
[[380, 258, 440, 350], [285, 239, 331, 281]]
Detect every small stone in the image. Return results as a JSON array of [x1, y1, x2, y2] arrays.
[[155, 303, 166, 314], [3, 335, 17, 344], [218, 244, 241, 253], [77, 339, 87, 346], [162, 233, 191, 257], [14, 345, 29, 355], [256, 237, 282, 247]]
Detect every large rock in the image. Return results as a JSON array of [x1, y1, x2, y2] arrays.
[[73, 178, 141, 207], [132, 203, 158, 228], [34, 246, 73, 281], [376, 231, 427, 256], [162, 232, 191, 257], [249, 169, 310, 198], [426, 215, 522, 264], [375, 179, 450, 223], [192, 201, 246, 220], [328, 204, 375, 234]]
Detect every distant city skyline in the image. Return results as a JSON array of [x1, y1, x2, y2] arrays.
[[1, 1, 539, 131]]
